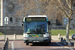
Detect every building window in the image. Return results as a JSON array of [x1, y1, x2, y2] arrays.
[[7, 2, 14, 13], [56, 12, 62, 26], [73, 3, 75, 6], [10, 17, 13, 22], [56, 19, 62, 26]]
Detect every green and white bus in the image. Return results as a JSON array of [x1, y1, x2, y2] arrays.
[[22, 15, 51, 45]]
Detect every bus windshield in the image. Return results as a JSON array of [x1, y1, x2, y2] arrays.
[[24, 22, 47, 33]]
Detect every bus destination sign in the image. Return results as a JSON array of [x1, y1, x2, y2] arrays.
[[25, 17, 46, 21]]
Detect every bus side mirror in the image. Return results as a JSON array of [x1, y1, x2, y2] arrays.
[[22, 21, 24, 27], [48, 21, 51, 25]]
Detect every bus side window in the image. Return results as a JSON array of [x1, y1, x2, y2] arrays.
[[48, 21, 51, 25]]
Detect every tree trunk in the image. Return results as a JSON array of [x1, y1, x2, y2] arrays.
[[66, 18, 71, 46]]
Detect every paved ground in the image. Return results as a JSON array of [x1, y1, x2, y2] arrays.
[[0, 42, 4, 50], [0, 35, 75, 50], [0, 40, 75, 50]]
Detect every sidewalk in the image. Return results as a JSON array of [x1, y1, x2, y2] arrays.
[[52, 36, 72, 40], [0, 35, 72, 40], [0, 35, 23, 40]]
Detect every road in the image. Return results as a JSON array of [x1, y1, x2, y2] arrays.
[[0, 40, 75, 50]]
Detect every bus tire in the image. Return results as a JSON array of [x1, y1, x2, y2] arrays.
[[49, 40, 51, 43], [26, 43, 29, 45], [45, 42, 49, 45], [24, 41, 25, 43]]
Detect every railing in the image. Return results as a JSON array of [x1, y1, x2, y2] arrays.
[[2, 38, 9, 50], [0, 26, 22, 29]]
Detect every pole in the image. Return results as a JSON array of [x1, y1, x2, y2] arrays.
[[4, 24, 7, 42], [4, 24, 7, 41]]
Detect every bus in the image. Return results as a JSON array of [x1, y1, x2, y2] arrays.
[[22, 15, 51, 45]]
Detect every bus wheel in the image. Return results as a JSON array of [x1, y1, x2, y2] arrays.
[[49, 40, 51, 43], [26, 43, 29, 45], [45, 43, 49, 45]]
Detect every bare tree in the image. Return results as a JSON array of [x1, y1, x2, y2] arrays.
[[51, 0, 73, 46], [15, 0, 43, 19], [39, 0, 63, 21], [15, 0, 63, 21]]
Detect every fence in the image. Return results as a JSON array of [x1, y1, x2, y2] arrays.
[[0, 26, 23, 35]]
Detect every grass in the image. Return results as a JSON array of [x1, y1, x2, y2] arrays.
[[0, 32, 4, 35], [49, 30, 75, 36], [0, 30, 75, 36]]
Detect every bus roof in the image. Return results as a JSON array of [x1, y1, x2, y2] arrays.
[[23, 15, 48, 22], [27, 15, 47, 18]]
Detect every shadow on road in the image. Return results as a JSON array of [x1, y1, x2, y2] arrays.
[[31, 42, 74, 47], [31, 42, 61, 46]]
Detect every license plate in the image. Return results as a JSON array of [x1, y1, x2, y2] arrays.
[[33, 40, 39, 42]]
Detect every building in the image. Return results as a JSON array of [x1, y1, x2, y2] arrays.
[[0, 0, 22, 26], [0, 0, 1, 26], [0, 0, 75, 29]]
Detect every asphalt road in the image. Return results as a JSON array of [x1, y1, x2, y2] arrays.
[[0, 40, 75, 50]]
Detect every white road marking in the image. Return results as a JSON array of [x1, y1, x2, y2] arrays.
[[69, 48, 74, 50], [11, 42, 14, 50], [56, 42, 63, 46], [49, 47, 74, 49]]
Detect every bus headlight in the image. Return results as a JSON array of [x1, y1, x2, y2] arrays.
[[23, 33, 28, 37], [43, 33, 49, 37]]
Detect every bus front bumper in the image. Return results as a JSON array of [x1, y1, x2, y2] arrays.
[[24, 37, 49, 43]]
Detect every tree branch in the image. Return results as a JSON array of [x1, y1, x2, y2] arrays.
[[57, 5, 68, 17], [56, 0, 69, 17]]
